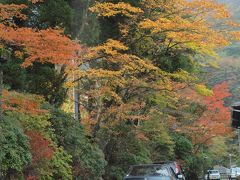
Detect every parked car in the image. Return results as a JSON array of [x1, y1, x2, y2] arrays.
[[229, 167, 240, 180], [153, 161, 185, 180], [206, 170, 221, 180], [124, 164, 183, 180]]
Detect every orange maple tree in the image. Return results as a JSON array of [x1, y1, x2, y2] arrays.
[[0, 1, 81, 67], [179, 82, 232, 151]]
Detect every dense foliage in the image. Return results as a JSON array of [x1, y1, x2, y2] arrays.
[[0, 0, 239, 179]]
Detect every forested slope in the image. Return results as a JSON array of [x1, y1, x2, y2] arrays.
[[218, 0, 240, 19], [217, 0, 240, 57], [0, 0, 239, 179]]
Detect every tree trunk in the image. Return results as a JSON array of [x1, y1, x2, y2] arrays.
[[73, 84, 80, 121]]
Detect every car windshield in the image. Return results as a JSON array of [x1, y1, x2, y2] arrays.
[[129, 165, 169, 176], [209, 170, 219, 174]]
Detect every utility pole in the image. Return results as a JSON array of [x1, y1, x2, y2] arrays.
[[229, 154, 232, 169], [203, 156, 208, 180]]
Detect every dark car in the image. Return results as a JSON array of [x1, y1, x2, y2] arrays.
[[123, 164, 182, 180], [153, 161, 185, 180]]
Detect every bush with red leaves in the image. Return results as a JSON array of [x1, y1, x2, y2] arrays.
[[26, 131, 54, 165]]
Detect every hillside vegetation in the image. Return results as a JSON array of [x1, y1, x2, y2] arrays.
[[0, 0, 240, 179]]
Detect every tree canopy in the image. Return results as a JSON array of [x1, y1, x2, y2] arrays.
[[0, 0, 238, 179]]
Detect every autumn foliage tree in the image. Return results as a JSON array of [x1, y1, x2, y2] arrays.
[[0, 1, 81, 68], [72, 38, 176, 136], [192, 82, 232, 148], [76, 0, 238, 140], [178, 82, 232, 152], [1, 0, 240, 179], [90, 0, 240, 71], [26, 131, 54, 165]]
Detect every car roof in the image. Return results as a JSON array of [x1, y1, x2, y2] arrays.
[[153, 161, 175, 164], [131, 164, 167, 167], [208, 170, 219, 172]]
